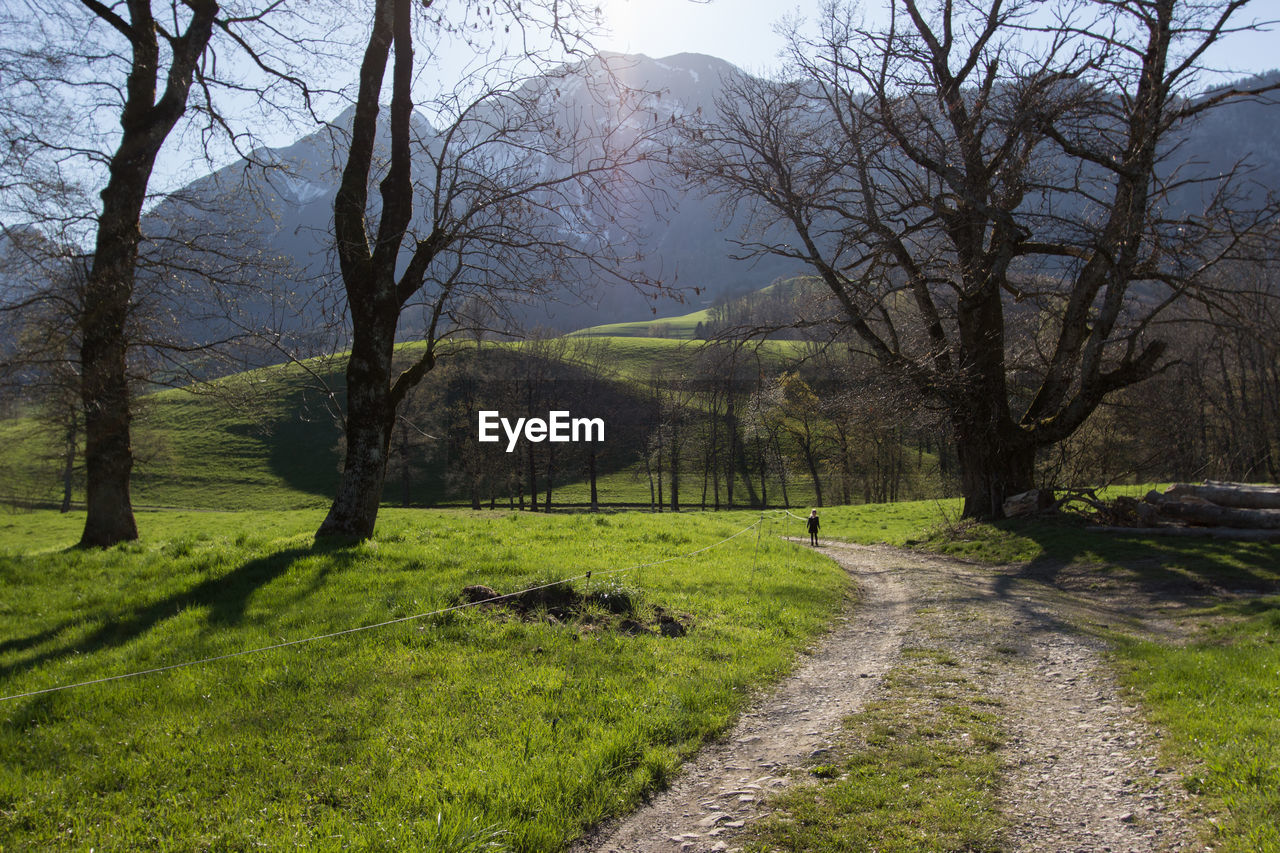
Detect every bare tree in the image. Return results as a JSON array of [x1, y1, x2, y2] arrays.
[[1, 0, 333, 545], [316, 1, 662, 538], [0, 230, 86, 510], [1105, 251, 1280, 484], [558, 336, 620, 512], [684, 0, 1280, 518], [774, 372, 828, 506]]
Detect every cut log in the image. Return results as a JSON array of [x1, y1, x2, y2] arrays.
[[1166, 482, 1280, 510], [1151, 500, 1280, 530], [1108, 496, 1161, 527], [1093, 526, 1280, 542], [1003, 489, 1051, 518]]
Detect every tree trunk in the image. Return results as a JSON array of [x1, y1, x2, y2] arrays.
[[724, 405, 736, 507], [76, 0, 218, 548], [317, 317, 397, 538], [802, 440, 823, 507], [654, 424, 664, 512], [669, 419, 680, 512], [712, 460, 721, 511], [735, 436, 757, 507], [398, 432, 412, 507], [954, 416, 1035, 520], [527, 442, 538, 511], [645, 450, 655, 510], [700, 425, 710, 510], [317, 0, 425, 540], [655, 457, 664, 513], [60, 407, 78, 514], [756, 434, 767, 508], [544, 444, 554, 512], [79, 221, 140, 546], [588, 450, 599, 512], [776, 437, 790, 508], [1168, 482, 1280, 510], [1147, 495, 1280, 530], [838, 429, 852, 505]]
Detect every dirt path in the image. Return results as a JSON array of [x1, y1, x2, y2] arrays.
[[976, 572, 1197, 852], [576, 545, 911, 853], [577, 542, 1199, 853]]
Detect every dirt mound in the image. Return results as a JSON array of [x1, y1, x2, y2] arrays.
[[457, 582, 693, 637]]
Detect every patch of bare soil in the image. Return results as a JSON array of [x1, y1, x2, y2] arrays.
[[576, 542, 1202, 853], [457, 582, 694, 637]]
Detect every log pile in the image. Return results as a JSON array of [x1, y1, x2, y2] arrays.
[[1104, 481, 1280, 541]]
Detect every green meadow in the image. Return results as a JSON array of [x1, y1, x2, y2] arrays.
[[1115, 600, 1280, 853], [3, 321, 1280, 851], [0, 336, 826, 513], [571, 307, 711, 340], [0, 508, 847, 850]]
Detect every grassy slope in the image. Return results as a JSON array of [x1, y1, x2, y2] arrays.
[[570, 277, 817, 341], [0, 336, 822, 512], [571, 307, 711, 340], [0, 356, 348, 511], [577, 336, 807, 379], [0, 508, 847, 851]]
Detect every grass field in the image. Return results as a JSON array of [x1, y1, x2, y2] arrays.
[[4, 461, 1280, 849], [571, 308, 711, 340], [1115, 600, 1280, 853], [0, 508, 848, 851]]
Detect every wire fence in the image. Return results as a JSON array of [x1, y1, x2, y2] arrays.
[[1, 511, 811, 704]]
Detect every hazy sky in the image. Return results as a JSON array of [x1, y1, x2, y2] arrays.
[[57, 0, 1280, 204], [595, 0, 797, 74], [594, 0, 1280, 81]]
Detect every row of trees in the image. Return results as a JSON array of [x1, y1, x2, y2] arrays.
[[1051, 261, 1280, 487], [3, 0, 669, 544], [376, 337, 949, 512], [8, 296, 1278, 516]]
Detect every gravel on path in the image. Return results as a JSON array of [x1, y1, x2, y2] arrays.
[[575, 544, 910, 853], [578, 541, 1200, 853]]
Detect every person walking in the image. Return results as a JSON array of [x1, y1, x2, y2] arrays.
[[807, 509, 820, 546]]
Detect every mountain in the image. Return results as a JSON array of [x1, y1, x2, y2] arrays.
[[138, 57, 1280, 362], [137, 52, 801, 357]]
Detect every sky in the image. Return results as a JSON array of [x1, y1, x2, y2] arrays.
[[592, 0, 1280, 81], [594, 0, 797, 75], [11, 0, 1280, 222]]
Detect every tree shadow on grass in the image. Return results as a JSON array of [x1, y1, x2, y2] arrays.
[[0, 539, 359, 683], [988, 517, 1280, 618]]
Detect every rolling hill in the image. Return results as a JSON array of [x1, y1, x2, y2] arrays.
[[0, 335, 867, 513]]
